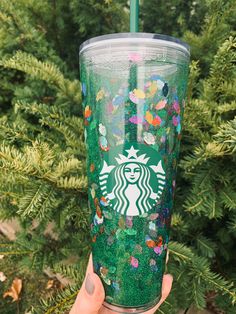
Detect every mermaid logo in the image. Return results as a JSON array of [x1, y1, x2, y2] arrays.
[[99, 144, 166, 216]]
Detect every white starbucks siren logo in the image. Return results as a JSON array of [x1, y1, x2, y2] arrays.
[[99, 145, 166, 216]]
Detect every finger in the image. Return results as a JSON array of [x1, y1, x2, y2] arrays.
[[144, 274, 173, 314], [70, 254, 105, 314]]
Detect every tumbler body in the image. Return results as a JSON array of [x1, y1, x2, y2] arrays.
[[79, 33, 190, 313]]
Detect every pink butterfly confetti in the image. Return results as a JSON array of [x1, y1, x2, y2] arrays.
[[173, 101, 180, 114], [154, 246, 163, 255], [107, 102, 113, 114], [129, 115, 143, 124], [149, 213, 159, 220], [172, 116, 179, 126], [126, 216, 133, 228], [130, 256, 139, 268], [128, 53, 142, 63], [155, 99, 167, 110]]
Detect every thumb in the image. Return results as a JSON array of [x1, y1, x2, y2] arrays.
[[70, 257, 105, 314]]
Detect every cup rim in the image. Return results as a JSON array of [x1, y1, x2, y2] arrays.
[[79, 32, 190, 56]]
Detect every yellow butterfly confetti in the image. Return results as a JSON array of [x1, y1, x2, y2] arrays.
[[96, 89, 105, 101], [133, 88, 145, 99]]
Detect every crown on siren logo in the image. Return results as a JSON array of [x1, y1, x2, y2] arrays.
[[99, 144, 166, 216], [115, 146, 150, 165]]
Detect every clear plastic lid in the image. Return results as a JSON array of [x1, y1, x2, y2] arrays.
[[79, 33, 190, 73], [79, 33, 190, 57]]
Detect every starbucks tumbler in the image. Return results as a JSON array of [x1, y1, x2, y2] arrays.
[[79, 33, 190, 313]]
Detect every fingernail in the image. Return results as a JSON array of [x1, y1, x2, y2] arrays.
[[85, 273, 95, 295]]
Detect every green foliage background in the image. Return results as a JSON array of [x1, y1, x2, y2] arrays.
[[0, 0, 235, 313]]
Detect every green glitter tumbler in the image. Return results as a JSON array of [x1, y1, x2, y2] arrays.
[[79, 33, 190, 313]]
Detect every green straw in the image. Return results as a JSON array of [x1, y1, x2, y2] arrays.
[[130, 0, 139, 32], [126, 0, 139, 142]]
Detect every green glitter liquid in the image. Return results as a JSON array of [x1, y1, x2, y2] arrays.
[[80, 35, 189, 312]]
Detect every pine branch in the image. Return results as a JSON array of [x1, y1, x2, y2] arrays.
[[37, 285, 80, 314], [169, 242, 236, 305], [219, 187, 236, 210], [17, 181, 59, 220], [0, 11, 12, 24], [56, 176, 88, 191], [168, 241, 193, 262], [0, 143, 37, 176], [216, 101, 236, 114], [0, 240, 34, 256], [196, 235, 217, 258], [54, 158, 83, 177], [1, 51, 64, 87], [214, 118, 236, 153], [227, 213, 236, 231], [203, 36, 236, 102], [192, 280, 206, 309], [0, 116, 34, 144], [15, 101, 86, 151], [0, 142, 87, 191], [1, 52, 82, 107]]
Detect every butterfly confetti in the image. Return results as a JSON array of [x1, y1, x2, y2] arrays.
[[102, 276, 111, 285], [125, 228, 137, 235], [134, 88, 145, 99], [145, 235, 156, 248], [90, 188, 95, 199], [154, 246, 163, 255], [128, 53, 142, 63], [100, 267, 109, 276], [100, 196, 109, 207], [125, 216, 133, 228], [112, 95, 125, 106], [135, 244, 143, 253], [150, 259, 158, 271], [145, 111, 162, 126], [107, 235, 114, 245], [177, 123, 181, 134], [145, 81, 158, 98], [103, 211, 112, 220], [130, 256, 139, 268], [155, 99, 167, 110], [84, 105, 92, 119], [118, 217, 125, 229], [143, 132, 155, 145], [112, 281, 120, 291], [109, 266, 116, 273], [96, 89, 105, 101], [172, 115, 180, 126], [149, 259, 156, 266], [149, 221, 156, 231], [99, 136, 109, 151], [96, 206, 102, 218], [173, 101, 180, 114], [99, 123, 107, 136], [90, 163, 95, 172], [150, 75, 161, 81], [129, 115, 144, 124], [82, 82, 86, 96], [129, 89, 145, 105], [162, 83, 169, 96], [149, 213, 159, 220], [94, 213, 104, 225]]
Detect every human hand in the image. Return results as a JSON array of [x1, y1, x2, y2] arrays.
[[69, 253, 173, 314]]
